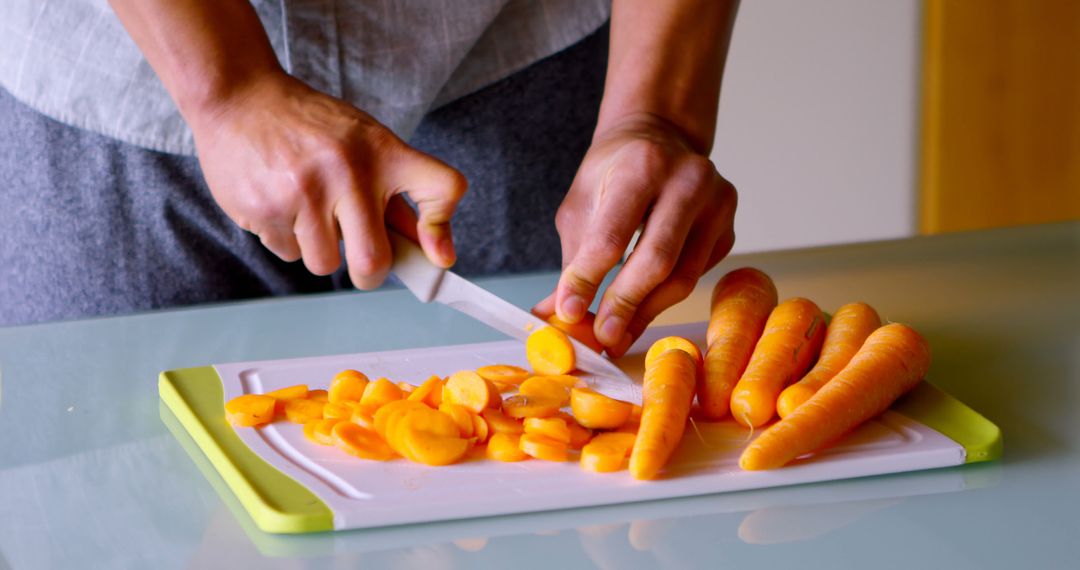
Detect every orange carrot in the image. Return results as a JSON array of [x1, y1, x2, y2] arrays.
[[518, 376, 571, 406], [629, 347, 699, 480], [501, 394, 562, 419], [739, 323, 931, 470], [329, 370, 369, 403], [776, 302, 881, 418], [359, 378, 403, 407], [700, 268, 777, 419], [526, 326, 576, 375], [570, 387, 633, 429], [729, 297, 826, 428], [519, 433, 569, 462], [487, 433, 529, 462], [645, 336, 703, 370], [476, 364, 530, 385], [225, 394, 276, 427], [444, 370, 501, 413], [523, 417, 572, 444]]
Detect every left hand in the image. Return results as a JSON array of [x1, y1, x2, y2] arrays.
[[533, 113, 737, 358]]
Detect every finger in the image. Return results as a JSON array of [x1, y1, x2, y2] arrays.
[[385, 195, 420, 241], [592, 180, 706, 347], [389, 149, 467, 268], [555, 165, 656, 324], [293, 202, 342, 275], [531, 291, 557, 319], [336, 188, 392, 290], [603, 220, 722, 358], [257, 226, 302, 263]]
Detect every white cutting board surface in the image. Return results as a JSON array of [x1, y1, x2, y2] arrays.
[[216, 323, 964, 530]]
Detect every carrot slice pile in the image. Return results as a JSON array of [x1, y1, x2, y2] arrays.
[[225, 394, 276, 427]]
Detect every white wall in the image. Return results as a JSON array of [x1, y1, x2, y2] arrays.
[[712, 0, 921, 254]]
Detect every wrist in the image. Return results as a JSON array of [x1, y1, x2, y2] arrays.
[[591, 110, 704, 155], [180, 66, 288, 131]]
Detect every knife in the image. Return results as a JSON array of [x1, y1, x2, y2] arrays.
[[388, 230, 632, 382]]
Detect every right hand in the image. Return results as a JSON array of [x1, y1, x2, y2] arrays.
[[187, 71, 467, 289]]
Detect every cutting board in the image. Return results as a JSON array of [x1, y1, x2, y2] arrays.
[[159, 323, 1001, 535]]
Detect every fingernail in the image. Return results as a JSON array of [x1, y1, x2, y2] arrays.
[[598, 315, 626, 345], [560, 295, 587, 322]]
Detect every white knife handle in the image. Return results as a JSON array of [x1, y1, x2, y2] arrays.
[[388, 230, 445, 303]]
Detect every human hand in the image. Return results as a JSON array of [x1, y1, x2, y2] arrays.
[[187, 71, 466, 288], [534, 113, 736, 357]]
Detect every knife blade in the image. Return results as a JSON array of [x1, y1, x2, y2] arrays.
[[388, 230, 632, 382]]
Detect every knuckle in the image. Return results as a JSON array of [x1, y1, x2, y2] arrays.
[[622, 139, 669, 174], [666, 273, 698, 301], [589, 229, 628, 262], [605, 289, 643, 317]]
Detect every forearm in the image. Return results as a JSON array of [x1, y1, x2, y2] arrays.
[[108, 0, 282, 122], [598, 0, 739, 154]]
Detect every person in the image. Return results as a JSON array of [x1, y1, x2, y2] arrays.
[[0, 0, 738, 358]]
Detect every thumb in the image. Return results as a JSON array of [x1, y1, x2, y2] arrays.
[[388, 148, 467, 268]]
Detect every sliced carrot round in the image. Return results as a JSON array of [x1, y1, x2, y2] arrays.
[[519, 433, 569, 462], [557, 412, 594, 449], [526, 326, 576, 375], [501, 395, 563, 419], [407, 375, 443, 404], [472, 413, 490, 444], [439, 403, 476, 438], [312, 418, 343, 446], [225, 394, 276, 427], [444, 370, 500, 413], [332, 422, 394, 461], [569, 387, 632, 429], [580, 440, 627, 473], [329, 370, 369, 403], [519, 376, 571, 406], [476, 364, 530, 385], [283, 398, 325, 424], [322, 402, 352, 420], [308, 389, 329, 402], [360, 378, 404, 407], [265, 384, 309, 401], [481, 408, 524, 435], [486, 433, 529, 462], [523, 417, 571, 444], [591, 432, 636, 456]]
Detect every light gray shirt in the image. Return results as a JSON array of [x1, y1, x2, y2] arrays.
[[0, 0, 610, 156]]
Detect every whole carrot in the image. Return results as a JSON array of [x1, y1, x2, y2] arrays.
[[739, 323, 931, 470], [701, 268, 777, 419], [629, 345, 699, 480], [729, 298, 826, 428], [776, 302, 881, 418]]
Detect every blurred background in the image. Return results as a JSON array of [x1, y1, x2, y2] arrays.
[[713, 0, 1080, 254]]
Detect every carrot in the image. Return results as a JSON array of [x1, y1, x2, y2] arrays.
[[776, 302, 882, 418], [407, 375, 443, 405], [225, 394, 276, 427], [444, 370, 501, 413], [523, 417, 572, 444], [309, 418, 343, 446], [283, 398, 325, 424], [547, 312, 604, 353], [629, 348, 698, 480], [472, 413, 490, 443], [580, 440, 627, 473], [329, 370, 369, 403], [322, 401, 352, 420], [739, 323, 931, 470], [501, 394, 562, 419], [580, 432, 637, 473], [399, 408, 470, 466], [308, 389, 328, 402], [519, 433, 569, 462], [700, 268, 777, 419], [518, 376, 571, 406], [729, 297, 827, 428], [556, 412, 594, 449], [332, 421, 394, 461], [487, 433, 529, 462], [526, 326, 576, 375], [359, 378, 403, 407], [570, 387, 633, 429], [439, 403, 477, 438], [645, 336, 703, 370], [482, 408, 525, 435], [476, 364, 530, 385], [265, 384, 309, 401]]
